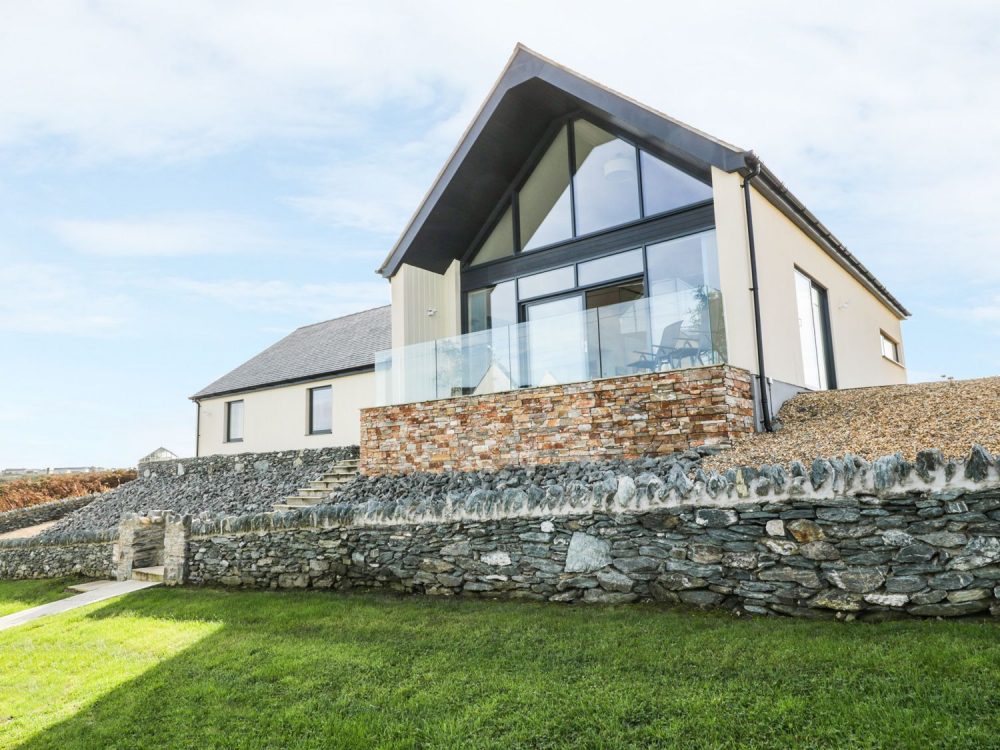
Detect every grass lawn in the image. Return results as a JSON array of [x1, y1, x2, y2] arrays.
[[0, 577, 79, 617], [0, 584, 998, 749]]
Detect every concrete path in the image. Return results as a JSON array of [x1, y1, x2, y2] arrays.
[[0, 580, 161, 633], [0, 520, 59, 540]]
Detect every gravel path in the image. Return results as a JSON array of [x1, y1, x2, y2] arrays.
[[705, 376, 1000, 471]]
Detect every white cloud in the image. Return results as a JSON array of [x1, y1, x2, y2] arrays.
[[169, 277, 389, 320], [0, 263, 132, 335], [52, 213, 274, 257]]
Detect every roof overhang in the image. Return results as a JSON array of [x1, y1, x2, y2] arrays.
[[378, 44, 909, 319]]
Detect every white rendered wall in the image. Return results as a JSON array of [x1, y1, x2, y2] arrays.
[[196, 370, 375, 456]]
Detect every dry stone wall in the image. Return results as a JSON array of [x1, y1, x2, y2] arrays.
[[360, 365, 753, 475], [182, 447, 1000, 620], [0, 532, 116, 580]]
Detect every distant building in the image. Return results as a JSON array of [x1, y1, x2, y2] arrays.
[[138, 447, 180, 465]]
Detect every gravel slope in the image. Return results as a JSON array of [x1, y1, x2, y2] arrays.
[[706, 376, 1000, 471]]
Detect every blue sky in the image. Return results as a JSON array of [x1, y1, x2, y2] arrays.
[[2, 2, 999, 468]]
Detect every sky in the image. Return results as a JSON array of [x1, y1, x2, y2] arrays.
[[2, 1, 999, 469]]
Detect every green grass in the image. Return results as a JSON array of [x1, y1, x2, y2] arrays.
[[0, 585, 998, 749], [0, 577, 79, 617]]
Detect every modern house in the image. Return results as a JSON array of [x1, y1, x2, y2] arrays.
[[193, 45, 907, 466]]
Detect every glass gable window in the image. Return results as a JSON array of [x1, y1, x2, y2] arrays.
[[470, 205, 514, 266], [225, 400, 244, 443], [465, 117, 713, 265], [572, 120, 640, 235], [309, 386, 332, 434], [640, 151, 713, 216], [519, 125, 573, 251]]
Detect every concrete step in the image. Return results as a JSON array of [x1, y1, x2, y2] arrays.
[[296, 487, 332, 496], [131, 566, 165, 583]]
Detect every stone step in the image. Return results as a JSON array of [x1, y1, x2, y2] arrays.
[[131, 566, 165, 583]]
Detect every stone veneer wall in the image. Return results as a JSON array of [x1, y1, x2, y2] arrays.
[[179, 447, 1000, 619], [360, 365, 753, 475], [0, 532, 116, 580]]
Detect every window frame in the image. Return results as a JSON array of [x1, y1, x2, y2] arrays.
[[880, 330, 902, 365], [308, 385, 333, 435], [793, 268, 838, 390], [224, 399, 244, 444], [462, 112, 712, 270]]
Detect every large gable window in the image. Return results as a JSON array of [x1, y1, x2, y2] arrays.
[[468, 117, 711, 266], [518, 124, 573, 251], [572, 120, 641, 235]]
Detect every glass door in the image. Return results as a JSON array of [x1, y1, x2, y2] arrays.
[[522, 294, 587, 387]]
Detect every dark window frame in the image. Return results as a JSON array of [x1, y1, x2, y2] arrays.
[[308, 385, 333, 435], [224, 399, 244, 443], [461, 112, 713, 270]]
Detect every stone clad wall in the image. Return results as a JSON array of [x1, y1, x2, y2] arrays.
[[183, 448, 1000, 619], [360, 365, 753, 475]]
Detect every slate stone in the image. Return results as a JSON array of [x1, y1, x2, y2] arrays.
[[928, 571, 975, 590], [758, 566, 822, 587], [863, 592, 909, 607], [817, 507, 861, 523], [826, 567, 886, 593], [694, 508, 739, 528], [564, 532, 611, 573], [582, 589, 638, 604], [917, 532, 969, 548], [800, 541, 840, 561], [884, 576, 926, 593], [810, 591, 864, 611], [657, 572, 708, 590], [678, 590, 726, 608], [596, 569, 634, 592], [765, 519, 785, 537], [894, 543, 936, 563], [908, 600, 990, 617], [786, 519, 825, 543], [964, 445, 993, 482]]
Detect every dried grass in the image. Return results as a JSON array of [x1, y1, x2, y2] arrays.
[[0, 470, 136, 513]]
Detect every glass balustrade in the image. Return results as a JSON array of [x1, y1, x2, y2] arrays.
[[374, 289, 727, 407]]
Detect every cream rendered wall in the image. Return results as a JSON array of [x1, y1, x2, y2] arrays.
[[390, 260, 462, 348], [711, 167, 906, 389], [196, 370, 376, 456]]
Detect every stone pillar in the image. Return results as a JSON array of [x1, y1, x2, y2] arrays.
[[115, 514, 138, 581], [163, 513, 190, 586]]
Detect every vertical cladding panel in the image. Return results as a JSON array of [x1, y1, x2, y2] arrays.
[[360, 366, 753, 475]]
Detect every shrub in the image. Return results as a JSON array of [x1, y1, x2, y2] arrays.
[[0, 470, 136, 513]]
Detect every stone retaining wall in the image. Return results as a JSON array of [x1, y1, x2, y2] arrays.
[[0, 493, 100, 534], [0, 532, 116, 580], [181, 447, 1000, 619], [360, 365, 753, 475]]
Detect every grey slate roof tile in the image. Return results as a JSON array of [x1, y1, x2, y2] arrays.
[[192, 305, 390, 399]]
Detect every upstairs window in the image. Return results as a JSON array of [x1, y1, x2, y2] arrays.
[[880, 331, 901, 364], [469, 117, 712, 266], [309, 386, 332, 434], [225, 400, 244, 443]]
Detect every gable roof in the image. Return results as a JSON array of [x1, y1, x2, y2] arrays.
[[378, 44, 908, 318], [191, 305, 391, 400]]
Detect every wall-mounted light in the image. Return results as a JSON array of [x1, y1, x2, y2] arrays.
[[426, 308, 437, 317]]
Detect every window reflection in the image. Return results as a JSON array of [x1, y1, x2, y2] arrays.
[[572, 120, 641, 235], [640, 151, 712, 217], [519, 125, 573, 251]]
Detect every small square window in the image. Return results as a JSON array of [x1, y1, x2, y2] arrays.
[[225, 400, 244, 443], [309, 386, 332, 434], [880, 332, 901, 363]]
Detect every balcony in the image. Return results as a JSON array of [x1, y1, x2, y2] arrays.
[[374, 288, 727, 407]]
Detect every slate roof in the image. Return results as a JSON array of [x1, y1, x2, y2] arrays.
[[191, 306, 391, 400]]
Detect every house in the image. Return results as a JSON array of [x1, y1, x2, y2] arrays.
[[192, 45, 907, 463]]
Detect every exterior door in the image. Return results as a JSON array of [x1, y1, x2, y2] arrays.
[[522, 294, 587, 387], [795, 270, 836, 390]]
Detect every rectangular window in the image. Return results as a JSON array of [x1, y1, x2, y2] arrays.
[[577, 248, 644, 287], [795, 270, 835, 390], [880, 331, 901, 363], [517, 265, 575, 300], [309, 386, 332, 434], [225, 400, 244, 443]]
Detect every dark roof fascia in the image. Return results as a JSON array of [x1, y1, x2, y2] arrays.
[[377, 44, 746, 278], [189, 364, 375, 402], [743, 157, 910, 319]]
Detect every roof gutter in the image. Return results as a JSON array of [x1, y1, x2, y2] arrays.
[[741, 154, 773, 433]]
